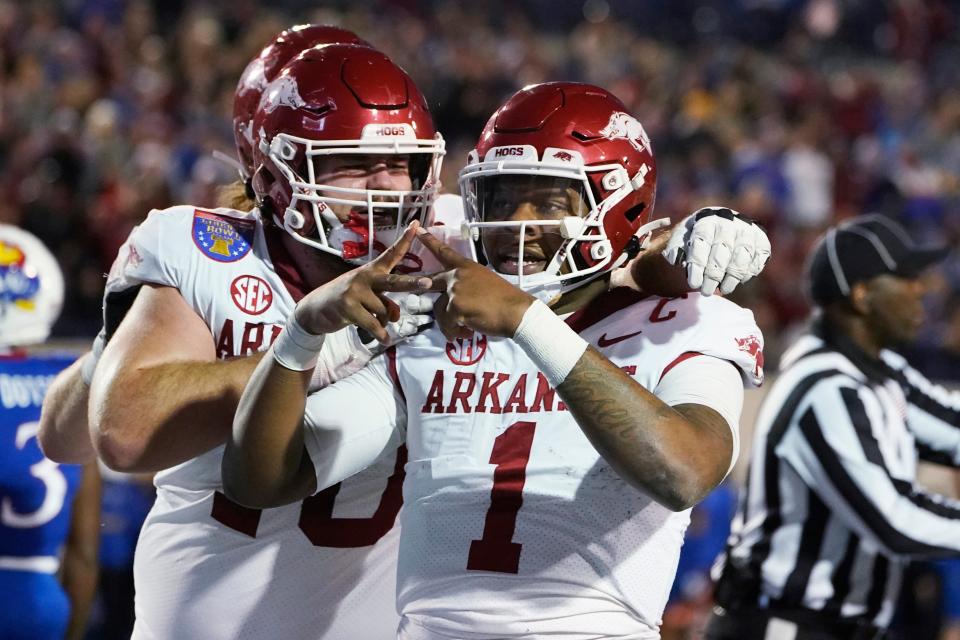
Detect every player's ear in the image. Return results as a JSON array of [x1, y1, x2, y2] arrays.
[[849, 281, 870, 315]]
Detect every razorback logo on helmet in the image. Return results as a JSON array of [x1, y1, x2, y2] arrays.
[[599, 111, 651, 155], [261, 74, 307, 114], [446, 333, 488, 366], [230, 275, 273, 315], [735, 334, 764, 380], [552, 151, 574, 162]]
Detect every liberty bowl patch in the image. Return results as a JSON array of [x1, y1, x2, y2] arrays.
[[192, 210, 254, 262]]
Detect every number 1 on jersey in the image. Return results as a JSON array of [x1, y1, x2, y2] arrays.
[[467, 420, 536, 574]]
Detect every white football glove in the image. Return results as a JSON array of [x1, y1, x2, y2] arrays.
[[360, 292, 435, 350], [309, 293, 434, 392], [662, 207, 771, 296]]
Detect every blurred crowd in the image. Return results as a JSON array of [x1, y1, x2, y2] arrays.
[[2, 0, 959, 371]]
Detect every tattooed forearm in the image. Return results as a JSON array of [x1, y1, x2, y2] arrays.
[[557, 347, 731, 511]]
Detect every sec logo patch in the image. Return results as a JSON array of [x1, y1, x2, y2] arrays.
[[446, 333, 487, 366], [231, 275, 273, 315]]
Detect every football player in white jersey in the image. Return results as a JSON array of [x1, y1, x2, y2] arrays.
[[225, 82, 766, 639], [37, 23, 371, 466], [85, 41, 446, 640], [38, 24, 372, 467]]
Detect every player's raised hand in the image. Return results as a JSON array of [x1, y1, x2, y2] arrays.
[[294, 221, 433, 343], [663, 207, 771, 296], [416, 227, 535, 340]]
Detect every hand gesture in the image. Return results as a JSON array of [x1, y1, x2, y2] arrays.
[[295, 222, 433, 343], [354, 292, 435, 351], [417, 228, 535, 340], [662, 207, 771, 296]]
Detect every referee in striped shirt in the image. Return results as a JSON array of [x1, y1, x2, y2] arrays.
[[706, 214, 960, 640]]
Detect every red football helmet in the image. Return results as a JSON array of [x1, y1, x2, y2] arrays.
[[251, 43, 444, 263], [459, 82, 658, 297], [232, 25, 370, 181]]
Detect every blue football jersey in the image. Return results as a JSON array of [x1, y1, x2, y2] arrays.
[[98, 472, 154, 570], [0, 353, 82, 639]]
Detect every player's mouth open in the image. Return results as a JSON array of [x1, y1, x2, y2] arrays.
[[498, 247, 546, 275]]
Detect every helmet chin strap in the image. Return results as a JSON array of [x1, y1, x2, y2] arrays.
[[636, 217, 671, 249], [492, 244, 635, 307], [494, 271, 564, 306]]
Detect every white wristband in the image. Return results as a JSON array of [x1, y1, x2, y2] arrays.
[[271, 313, 326, 372], [512, 300, 589, 388]]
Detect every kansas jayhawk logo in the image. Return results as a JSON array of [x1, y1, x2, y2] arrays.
[[192, 210, 254, 262], [600, 111, 651, 155], [0, 240, 39, 311]]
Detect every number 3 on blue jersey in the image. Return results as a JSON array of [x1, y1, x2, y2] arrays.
[[2, 421, 68, 528]]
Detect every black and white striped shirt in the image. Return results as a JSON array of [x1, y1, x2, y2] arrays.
[[713, 323, 960, 629]]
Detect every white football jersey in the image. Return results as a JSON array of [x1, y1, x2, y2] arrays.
[[110, 205, 407, 640], [302, 288, 763, 639]]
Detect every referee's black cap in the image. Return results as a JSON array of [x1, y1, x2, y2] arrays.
[[807, 214, 949, 306]]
